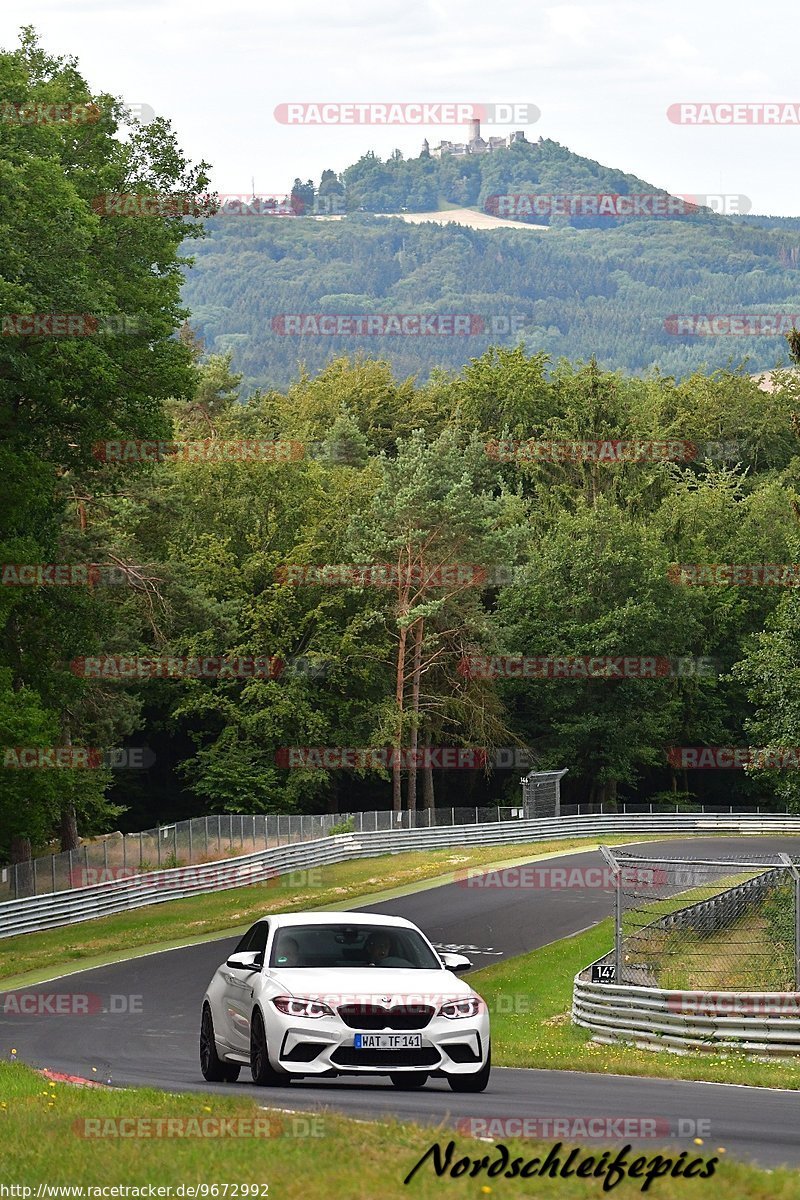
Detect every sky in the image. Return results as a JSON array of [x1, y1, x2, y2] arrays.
[[2, 0, 799, 216]]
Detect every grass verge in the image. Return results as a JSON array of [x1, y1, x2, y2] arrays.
[[1, 1061, 797, 1197], [0, 835, 673, 986], [472, 919, 800, 1089]]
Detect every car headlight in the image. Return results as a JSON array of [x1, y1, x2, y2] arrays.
[[272, 995, 334, 1019], [438, 996, 483, 1019]]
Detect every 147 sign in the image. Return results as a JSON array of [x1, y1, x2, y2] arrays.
[[592, 963, 616, 983]]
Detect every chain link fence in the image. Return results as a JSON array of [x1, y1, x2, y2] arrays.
[[2, 770, 572, 901], [1, 804, 533, 901], [601, 847, 800, 991]]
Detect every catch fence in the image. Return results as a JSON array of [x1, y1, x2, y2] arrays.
[[600, 847, 800, 990]]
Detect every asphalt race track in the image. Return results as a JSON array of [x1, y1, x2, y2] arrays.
[[3, 836, 800, 1169]]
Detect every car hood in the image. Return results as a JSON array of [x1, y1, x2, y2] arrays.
[[265, 967, 478, 1005]]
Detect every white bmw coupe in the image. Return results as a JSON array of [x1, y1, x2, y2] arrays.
[[200, 912, 491, 1091]]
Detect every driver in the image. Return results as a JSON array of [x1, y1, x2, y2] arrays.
[[364, 931, 409, 967], [278, 936, 301, 967]]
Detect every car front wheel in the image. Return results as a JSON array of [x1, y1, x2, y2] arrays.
[[447, 1047, 491, 1093], [200, 1004, 241, 1083], [250, 1008, 291, 1086]]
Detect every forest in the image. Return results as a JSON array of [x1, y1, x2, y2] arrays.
[[183, 143, 800, 391], [5, 31, 800, 865]]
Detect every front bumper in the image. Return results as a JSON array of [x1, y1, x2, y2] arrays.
[[268, 1012, 489, 1075]]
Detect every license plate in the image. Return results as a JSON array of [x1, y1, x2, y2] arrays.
[[353, 1033, 422, 1049]]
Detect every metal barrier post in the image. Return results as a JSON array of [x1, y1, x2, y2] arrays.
[[600, 846, 621, 982], [781, 854, 800, 989]]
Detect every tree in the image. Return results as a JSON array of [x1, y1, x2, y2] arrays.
[[348, 427, 524, 810], [0, 28, 209, 853]]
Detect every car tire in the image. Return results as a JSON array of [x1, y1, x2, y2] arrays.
[[200, 1004, 241, 1083], [447, 1046, 491, 1093], [250, 1008, 291, 1086], [390, 1073, 428, 1089]]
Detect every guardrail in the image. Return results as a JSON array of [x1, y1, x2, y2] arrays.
[[2, 812, 800, 940], [3, 800, 789, 902], [573, 855, 800, 1056], [572, 974, 800, 1056]]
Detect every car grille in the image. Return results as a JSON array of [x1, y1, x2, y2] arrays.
[[337, 1003, 434, 1030], [331, 1047, 440, 1068]]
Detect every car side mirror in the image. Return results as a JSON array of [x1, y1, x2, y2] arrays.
[[226, 951, 262, 971], [440, 951, 472, 974]]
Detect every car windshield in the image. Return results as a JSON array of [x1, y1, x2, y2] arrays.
[[270, 924, 442, 969]]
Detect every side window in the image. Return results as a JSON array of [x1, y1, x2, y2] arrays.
[[234, 923, 260, 954], [250, 922, 269, 963]]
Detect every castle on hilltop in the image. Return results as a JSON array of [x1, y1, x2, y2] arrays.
[[422, 118, 529, 158]]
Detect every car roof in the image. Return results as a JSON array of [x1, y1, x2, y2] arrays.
[[254, 912, 417, 930]]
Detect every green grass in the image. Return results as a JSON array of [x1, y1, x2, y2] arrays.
[[0, 835, 674, 987], [642, 912, 793, 992], [1, 1061, 797, 1197], [471, 919, 800, 1089], [619, 872, 795, 991]]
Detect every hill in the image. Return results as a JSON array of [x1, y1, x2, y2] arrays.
[[180, 139, 800, 393]]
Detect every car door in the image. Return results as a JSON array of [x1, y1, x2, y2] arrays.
[[220, 921, 269, 1051]]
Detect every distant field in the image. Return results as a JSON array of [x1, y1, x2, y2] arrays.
[[314, 207, 549, 231], [382, 207, 549, 231]]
